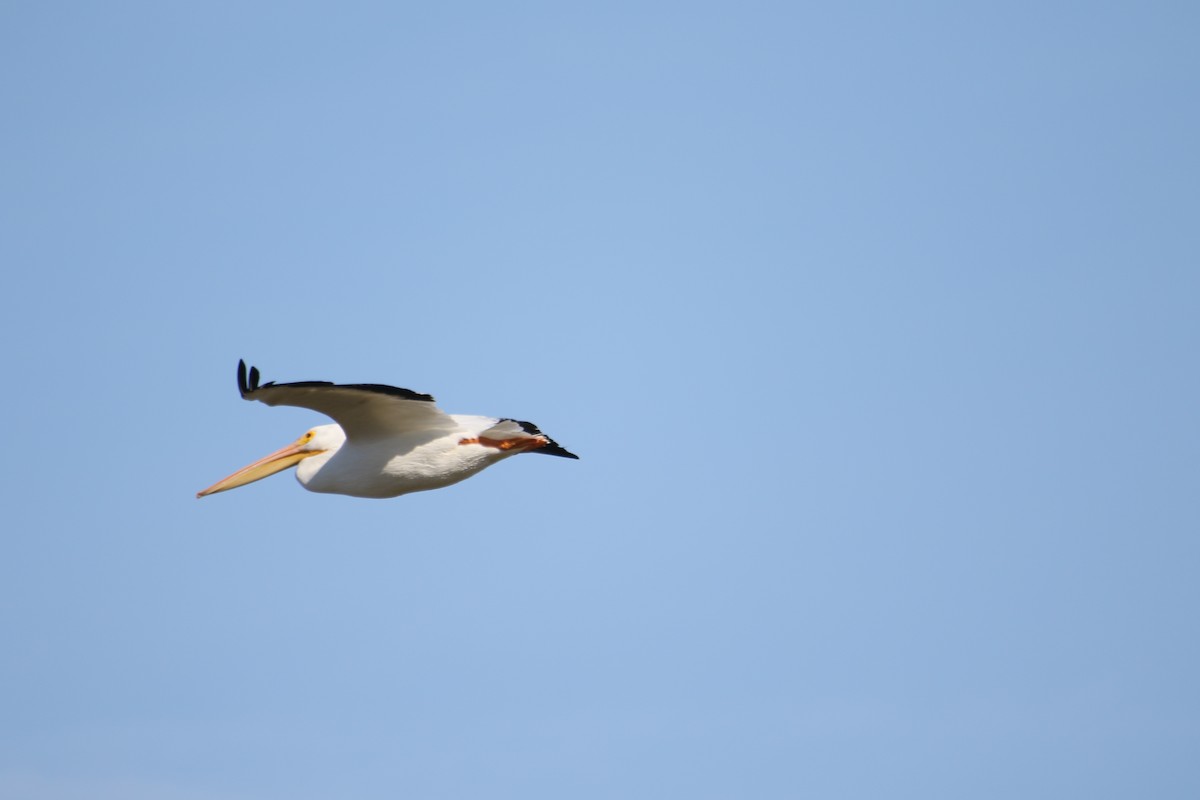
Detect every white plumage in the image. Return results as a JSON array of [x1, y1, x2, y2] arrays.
[[198, 361, 577, 500]]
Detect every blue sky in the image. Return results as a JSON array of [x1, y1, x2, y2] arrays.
[[2, 2, 1198, 798]]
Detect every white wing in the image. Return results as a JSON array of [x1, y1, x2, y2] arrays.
[[237, 360, 458, 441]]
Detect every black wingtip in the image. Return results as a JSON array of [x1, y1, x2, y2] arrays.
[[504, 419, 580, 459], [237, 359, 263, 397], [539, 443, 580, 459]]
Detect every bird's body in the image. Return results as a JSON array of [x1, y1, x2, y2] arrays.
[[289, 416, 556, 498], [198, 361, 577, 500]]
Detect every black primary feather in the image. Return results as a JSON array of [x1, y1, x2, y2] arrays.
[[236, 360, 434, 403], [502, 418, 580, 459]]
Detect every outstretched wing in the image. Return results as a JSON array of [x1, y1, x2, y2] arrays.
[[237, 360, 458, 441]]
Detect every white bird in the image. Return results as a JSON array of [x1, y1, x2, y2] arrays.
[[198, 360, 578, 499]]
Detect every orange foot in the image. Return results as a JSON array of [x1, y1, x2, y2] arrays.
[[459, 435, 547, 452]]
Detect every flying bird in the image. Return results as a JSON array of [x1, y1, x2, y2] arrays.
[[198, 360, 578, 499]]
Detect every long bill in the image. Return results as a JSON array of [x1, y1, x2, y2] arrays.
[[197, 435, 321, 498]]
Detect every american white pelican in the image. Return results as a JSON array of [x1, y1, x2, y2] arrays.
[[198, 361, 578, 499]]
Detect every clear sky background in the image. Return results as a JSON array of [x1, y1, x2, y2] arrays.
[[2, 3, 1197, 798]]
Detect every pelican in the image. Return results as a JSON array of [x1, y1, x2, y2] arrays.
[[198, 361, 578, 499]]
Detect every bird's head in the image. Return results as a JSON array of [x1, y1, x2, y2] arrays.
[[197, 424, 344, 498]]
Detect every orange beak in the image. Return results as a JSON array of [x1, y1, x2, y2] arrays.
[[197, 434, 323, 498]]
